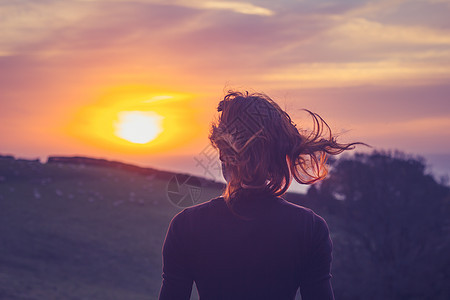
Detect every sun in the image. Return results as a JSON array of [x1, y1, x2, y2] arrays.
[[114, 111, 164, 144]]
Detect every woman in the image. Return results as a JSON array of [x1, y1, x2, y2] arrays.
[[159, 91, 361, 300]]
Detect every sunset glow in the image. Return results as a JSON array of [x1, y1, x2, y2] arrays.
[[61, 86, 205, 156], [114, 111, 163, 144], [1, 0, 449, 178]]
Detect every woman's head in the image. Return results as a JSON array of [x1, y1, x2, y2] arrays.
[[209, 91, 360, 204]]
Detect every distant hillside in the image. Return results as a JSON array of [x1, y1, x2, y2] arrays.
[[0, 154, 309, 299], [46, 155, 225, 188], [0, 155, 225, 299]]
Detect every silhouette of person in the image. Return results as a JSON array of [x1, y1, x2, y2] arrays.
[[159, 91, 359, 300]]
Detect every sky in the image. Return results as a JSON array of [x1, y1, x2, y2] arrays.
[[1, 0, 450, 190]]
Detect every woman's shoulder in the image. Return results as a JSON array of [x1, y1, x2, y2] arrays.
[[175, 196, 324, 223], [182, 196, 224, 213], [169, 197, 224, 222], [275, 197, 322, 218], [275, 198, 331, 234]]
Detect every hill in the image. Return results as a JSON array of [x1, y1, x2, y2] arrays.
[[0, 155, 227, 299], [0, 155, 308, 299]]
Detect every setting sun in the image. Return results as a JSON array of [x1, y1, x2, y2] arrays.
[[65, 87, 204, 154], [114, 111, 164, 144]]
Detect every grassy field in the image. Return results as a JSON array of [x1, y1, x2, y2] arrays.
[[0, 156, 223, 299]]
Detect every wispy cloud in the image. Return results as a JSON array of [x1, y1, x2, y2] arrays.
[[0, 1, 92, 55], [261, 61, 450, 88], [330, 17, 450, 46], [76, 0, 274, 15], [186, 1, 274, 16]]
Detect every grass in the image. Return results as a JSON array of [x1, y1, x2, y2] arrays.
[[0, 157, 220, 299]]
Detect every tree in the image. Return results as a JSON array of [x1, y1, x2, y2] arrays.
[[310, 151, 450, 299]]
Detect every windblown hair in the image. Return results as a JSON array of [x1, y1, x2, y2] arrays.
[[209, 91, 362, 216]]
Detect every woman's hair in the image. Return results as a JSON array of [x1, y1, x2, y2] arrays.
[[209, 91, 363, 216]]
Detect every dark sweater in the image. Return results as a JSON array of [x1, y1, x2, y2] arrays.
[[159, 195, 335, 300]]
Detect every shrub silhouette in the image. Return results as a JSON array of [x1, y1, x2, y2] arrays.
[[308, 151, 449, 300]]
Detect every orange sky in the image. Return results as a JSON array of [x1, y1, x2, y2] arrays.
[[1, 0, 450, 185]]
